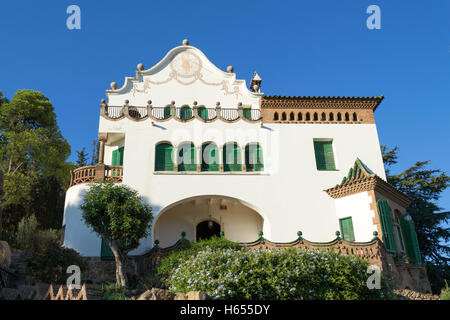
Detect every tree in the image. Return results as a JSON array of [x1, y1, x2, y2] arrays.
[[76, 147, 89, 167], [381, 146, 450, 292], [0, 90, 71, 237], [80, 181, 153, 287]]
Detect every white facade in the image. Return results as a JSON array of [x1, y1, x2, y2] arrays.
[[63, 42, 389, 256]]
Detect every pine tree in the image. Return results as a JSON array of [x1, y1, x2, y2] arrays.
[[90, 140, 99, 165], [76, 147, 89, 167]]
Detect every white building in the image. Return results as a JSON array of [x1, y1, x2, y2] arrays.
[[63, 40, 422, 266]]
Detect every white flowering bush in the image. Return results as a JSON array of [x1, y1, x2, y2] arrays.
[[166, 247, 394, 300]]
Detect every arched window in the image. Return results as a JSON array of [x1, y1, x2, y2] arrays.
[[337, 112, 342, 121], [245, 143, 264, 172], [297, 112, 302, 121], [273, 112, 279, 121], [164, 105, 171, 119], [352, 112, 358, 121], [321, 112, 326, 121], [180, 105, 192, 120], [197, 106, 208, 120], [177, 142, 197, 171], [313, 112, 318, 121], [201, 142, 219, 171], [282, 112, 287, 121], [329, 112, 334, 121], [223, 142, 242, 171], [289, 112, 295, 121], [345, 112, 350, 121], [155, 142, 174, 171], [306, 112, 311, 121]]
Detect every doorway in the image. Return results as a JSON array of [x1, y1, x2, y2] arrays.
[[196, 220, 220, 241]]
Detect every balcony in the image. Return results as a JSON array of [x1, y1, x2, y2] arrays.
[[70, 164, 123, 187], [101, 102, 262, 122]]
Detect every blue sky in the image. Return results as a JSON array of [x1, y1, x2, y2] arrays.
[[0, 1, 449, 213]]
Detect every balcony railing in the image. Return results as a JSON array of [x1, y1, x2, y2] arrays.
[[70, 165, 123, 187], [101, 104, 262, 122]]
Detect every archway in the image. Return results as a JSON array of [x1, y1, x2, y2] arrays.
[[196, 220, 221, 240], [152, 195, 267, 247]]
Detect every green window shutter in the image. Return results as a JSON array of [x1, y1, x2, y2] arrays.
[[314, 141, 326, 170], [117, 147, 124, 165], [314, 141, 335, 170], [155, 143, 174, 171], [243, 108, 252, 120], [100, 238, 114, 261], [400, 216, 422, 264], [201, 143, 219, 171], [164, 106, 171, 119], [323, 142, 336, 170], [377, 199, 397, 254], [178, 143, 197, 171], [111, 149, 118, 166], [180, 107, 192, 120], [245, 144, 264, 172], [339, 217, 355, 242], [198, 107, 208, 120], [223, 143, 241, 172]]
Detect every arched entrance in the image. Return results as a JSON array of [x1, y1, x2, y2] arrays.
[[196, 220, 221, 240], [153, 195, 267, 247]]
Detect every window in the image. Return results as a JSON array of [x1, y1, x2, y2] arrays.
[[306, 112, 311, 121], [329, 112, 334, 121], [298, 112, 302, 121], [289, 112, 295, 121], [337, 113, 342, 121], [282, 112, 287, 121], [313, 140, 336, 170], [201, 143, 219, 171], [393, 210, 406, 252], [155, 143, 174, 171], [376, 199, 397, 254], [223, 142, 242, 171], [111, 147, 124, 166], [243, 107, 252, 120], [197, 106, 208, 120], [339, 217, 355, 242], [164, 105, 171, 119], [180, 106, 192, 120], [313, 112, 318, 121], [245, 143, 264, 172], [177, 142, 197, 171], [352, 112, 358, 121], [111, 146, 124, 176], [273, 112, 279, 121]]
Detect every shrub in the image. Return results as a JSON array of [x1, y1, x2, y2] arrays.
[[440, 280, 450, 300], [157, 236, 241, 286], [166, 247, 394, 300], [102, 283, 128, 300], [26, 241, 86, 284], [15, 214, 61, 251]]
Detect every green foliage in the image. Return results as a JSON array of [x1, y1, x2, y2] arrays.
[[15, 214, 61, 251], [26, 241, 86, 284], [157, 236, 241, 285], [0, 90, 72, 240], [381, 146, 450, 293], [81, 181, 153, 286], [102, 283, 128, 300], [166, 247, 394, 300], [440, 280, 450, 300], [80, 181, 153, 253]]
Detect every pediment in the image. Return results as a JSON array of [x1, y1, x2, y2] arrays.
[[106, 44, 262, 109]]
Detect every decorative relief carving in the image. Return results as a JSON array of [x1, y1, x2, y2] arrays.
[[131, 51, 242, 98]]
